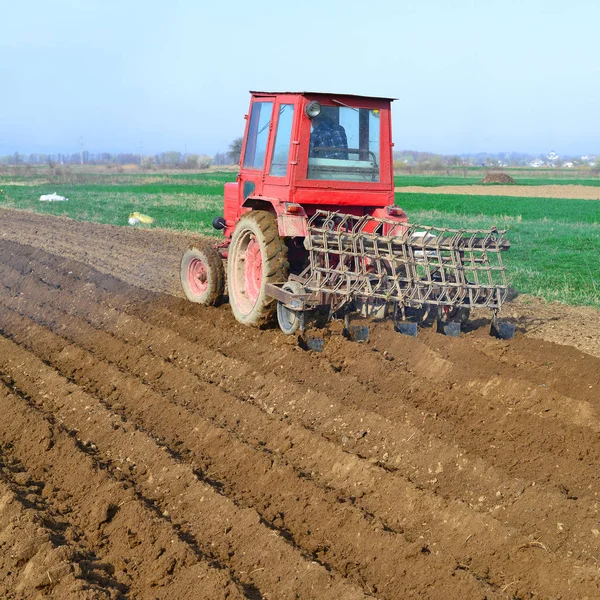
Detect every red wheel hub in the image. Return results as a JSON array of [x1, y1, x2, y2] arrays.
[[243, 237, 263, 303], [187, 258, 208, 296]]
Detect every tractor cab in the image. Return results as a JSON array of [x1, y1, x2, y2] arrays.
[[219, 91, 399, 240]]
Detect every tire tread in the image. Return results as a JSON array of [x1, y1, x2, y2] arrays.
[[228, 211, 289, 327]]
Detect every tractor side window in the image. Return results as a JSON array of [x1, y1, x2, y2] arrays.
[[243, 101, 274, 170], [269, 104, 295, 177], [308, 106, 380, 182]]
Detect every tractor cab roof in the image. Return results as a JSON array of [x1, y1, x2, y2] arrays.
[[249, 91, 397, 102]]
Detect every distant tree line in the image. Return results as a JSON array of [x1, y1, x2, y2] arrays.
[[0, 151, 228, 170], [0, 137, 247, 169], [394, 150, 599, 171], [1, 143, 598, 172]]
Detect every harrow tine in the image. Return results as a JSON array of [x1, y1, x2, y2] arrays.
[[344, 324, 370, 343], [438, 320, 461, 337], [299, 335, 325, 352], [490, 319, 516, 340], [395, 322, 418, 337]]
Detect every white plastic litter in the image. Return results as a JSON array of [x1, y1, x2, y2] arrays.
[[39, 192, 68, 202]]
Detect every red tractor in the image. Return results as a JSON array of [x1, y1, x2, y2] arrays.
[[181, 91, 513, 341]]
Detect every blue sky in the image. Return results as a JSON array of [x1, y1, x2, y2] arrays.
[[1, 0, 598, 156]]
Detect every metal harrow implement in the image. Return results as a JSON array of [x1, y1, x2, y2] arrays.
[[270, 210, 515, 343], [304, 210, 509, 309]]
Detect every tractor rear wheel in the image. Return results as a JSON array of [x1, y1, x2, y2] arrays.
[[227, 211, 289, 327], [181, 243, 225, 306]]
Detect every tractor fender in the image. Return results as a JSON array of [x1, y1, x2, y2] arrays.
[[370, 206, 409, 236], [242, 196, 308, 238]]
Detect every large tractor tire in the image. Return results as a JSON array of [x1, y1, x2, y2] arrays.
[[227, 211, 289, 327], [181, 243, 225, 306]]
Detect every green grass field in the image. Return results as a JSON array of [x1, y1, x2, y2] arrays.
[[398, 191, 600, 306], [0, 171, 235, 235], [0, 169, 598, 307]]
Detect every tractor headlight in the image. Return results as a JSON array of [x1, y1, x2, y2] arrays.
[[305, 101, 321, 119]]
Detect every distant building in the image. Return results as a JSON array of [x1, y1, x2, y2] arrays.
[[529, 159, 545, 168], [563, 162, 574, 168]]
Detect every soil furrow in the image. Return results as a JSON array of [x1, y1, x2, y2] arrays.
[[1, 255, 600, 596], [2, 254, 600, 567], [3, 258, 600, 559], [0, 256, 543, 510], [0, 304, 507, 599], [0, 208, 194, 296], [0, 334, 368, 600], [0, 381, 247, 600], [0, 447, 122, 600]]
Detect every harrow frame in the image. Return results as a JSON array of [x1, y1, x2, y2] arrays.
[[267, 210, 515, 342]]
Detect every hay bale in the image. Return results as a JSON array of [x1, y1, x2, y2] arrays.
[[481, 172, 516, 184]]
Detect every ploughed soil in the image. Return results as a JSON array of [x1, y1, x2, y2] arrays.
[[395, 184, 600, 200], [2, 207, 600, 599]]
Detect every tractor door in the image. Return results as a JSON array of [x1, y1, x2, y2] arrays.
[[225, 94, 300, 237], [223, 97, 276, 236], [238, 97, 275, 205], [239, 95, 300, 207]]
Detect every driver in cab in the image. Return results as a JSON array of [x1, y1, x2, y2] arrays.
[[309, 109, 348, 159]]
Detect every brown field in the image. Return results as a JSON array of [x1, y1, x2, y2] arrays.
[[2, 207, 600, 599], [395, 184, 600, 200]]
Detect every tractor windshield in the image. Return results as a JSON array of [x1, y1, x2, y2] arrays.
[[308, 105, 380, 182]]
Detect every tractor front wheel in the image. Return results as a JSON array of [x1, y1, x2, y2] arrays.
[[180, 243, 225, 306], [228, 211, 289, 327]]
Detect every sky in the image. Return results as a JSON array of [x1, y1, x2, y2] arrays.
[[1, 0, 599, 157]]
